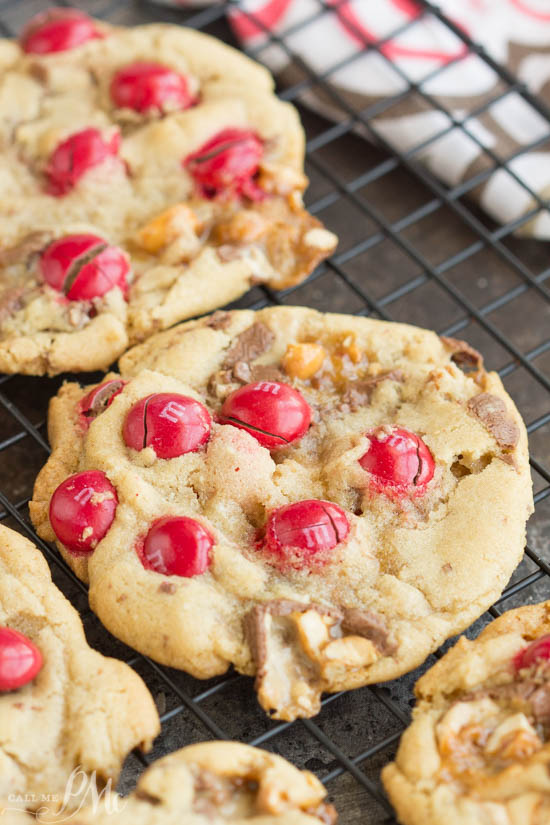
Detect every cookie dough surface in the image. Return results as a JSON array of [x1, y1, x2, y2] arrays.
[[30, 306, 533, 720], [382, 601, 550, 825], [0, 806, 35, 825], [0, 524, 159, 811], [0, 19, 336, 375], [65, 741, 336, 824]]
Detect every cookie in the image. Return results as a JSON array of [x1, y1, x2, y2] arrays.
[[0, 523, 160, 811], [0, 10, 336, 375], [0, 806, 34, 825], [382, 601, 550, 825], [58, 741, 336, 824], [30, 306, 533, 720]]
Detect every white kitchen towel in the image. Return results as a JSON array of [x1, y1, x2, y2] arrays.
[[149, 0, 550, 239]]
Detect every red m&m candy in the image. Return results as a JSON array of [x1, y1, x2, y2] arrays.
[[0, 628, 43, 692], [40, 234, 129, 300], [45, 128, 121, 196], [111, 62, 195, 114], [78, 379, 126, 430], [359, 427, 434, 495], [139, 516, 213, 577], [183, 128, 264, 201], [262, 499, 350, 569], [20, 8, 101, 54], [49, 470, 118, 555], [514, 634, 550, 672], [218, 381, 311, 450], [123, 393, 211, 459]]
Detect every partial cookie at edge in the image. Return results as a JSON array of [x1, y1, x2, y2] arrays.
[[0, 524, 160, 811], [0, 20, 336, 375], [382, 601, 550, 825], [61, 741, 337, 824]]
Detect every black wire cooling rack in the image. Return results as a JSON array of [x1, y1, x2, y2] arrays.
[[1, 1, 550, 822]]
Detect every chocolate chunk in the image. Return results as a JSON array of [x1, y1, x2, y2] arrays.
[[82, 379, 125, 421], [28, 62, 50, 84], [206, 310, 232, 330], [232, 361, 284, 386], [244, 605, 273, 684], [192, 770, 261, 818], [499, 453, 518, 470], [209, 322, 280, 393], [245, 600, 343, 720], [248, 363, 284, 383], [246, 598, 341, 635], [0, 231, 52, 268], [246, 601, 396, 718], [464, 673, 550, 736], [134, 790, 162, 806], [467, 392, 520, 450], [232, 360, 251, 383], [158, 581, 176, 595], [307, 803, 339, 825], [441, 336, 484, 372], [245, 599, 342, 678], [463, 680, 537, 705], [341, 370, 404, 412], [341, 609, 396, 656], [0, 286, 27, 325], [530, 685, 550, 728], [222, 322, 275, 369]]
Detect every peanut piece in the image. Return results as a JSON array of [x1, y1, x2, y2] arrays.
[[321, 637, 379, 684], [134, 204, 199, 254], [498, 730, 542, 760], [215, 210, 267, 244], [257, 163, 308, 196], [294, 610, 332, 660], [282, 343, 326, 380], [323, 636, 379, 667], [485, 713, 541, 758], [436, 698, 499, 753], [303, 227, 338, 251]]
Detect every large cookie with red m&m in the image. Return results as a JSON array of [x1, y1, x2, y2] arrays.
[[0, 10, 336, 375], [382, 601, 550, 825], [30, 306, 533, 720], [0, 523, 159, 812]]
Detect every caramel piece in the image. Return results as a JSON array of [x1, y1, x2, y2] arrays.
[[282, 342, 326, 380]]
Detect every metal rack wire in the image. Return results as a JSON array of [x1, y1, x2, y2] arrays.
[[1, 1, 549, 822]]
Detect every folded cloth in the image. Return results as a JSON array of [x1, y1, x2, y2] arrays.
[[149, 0, 550, 238]]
